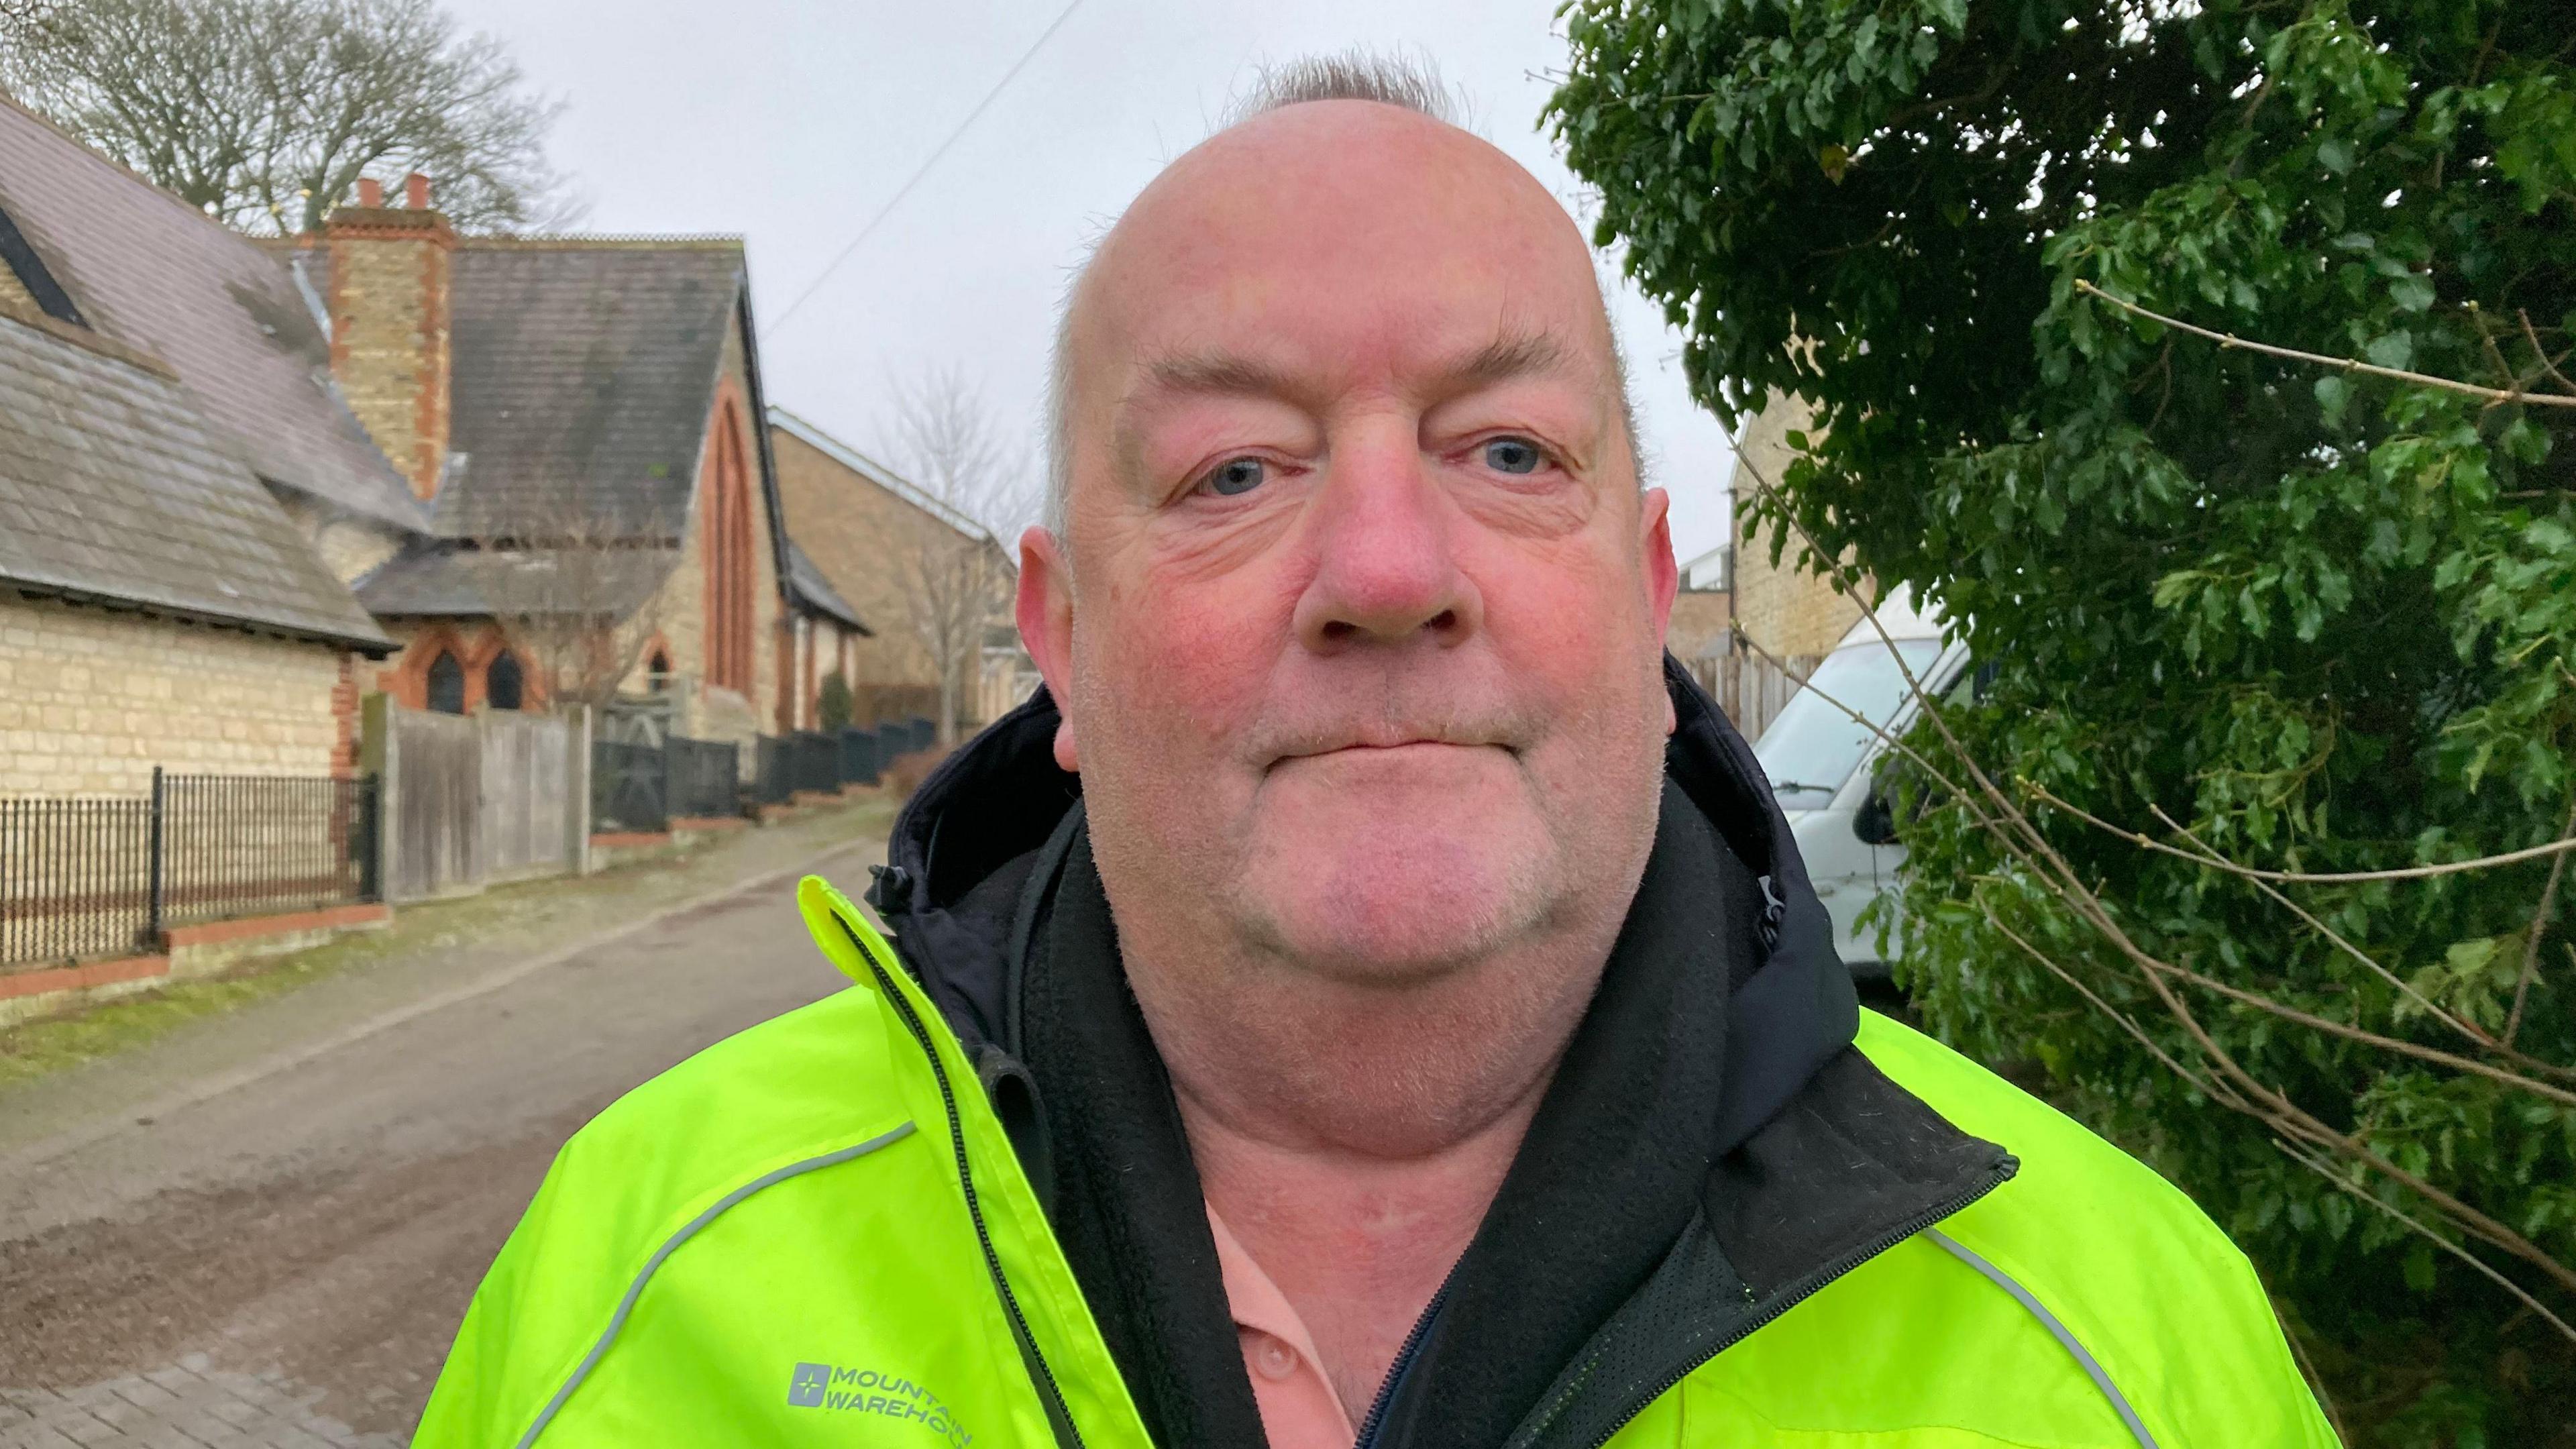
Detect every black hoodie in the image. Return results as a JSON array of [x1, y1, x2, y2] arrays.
[[864, 660, 2012, 1449]]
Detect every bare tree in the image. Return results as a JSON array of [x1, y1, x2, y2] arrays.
[[0, 0, 577, 234], [887, 367, 1030, 745], [468, 487, 675, 710]]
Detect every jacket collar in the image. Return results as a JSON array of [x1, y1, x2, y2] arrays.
[[866, 661, 2010, 1449]]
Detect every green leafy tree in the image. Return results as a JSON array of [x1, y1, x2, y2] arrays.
[[1554, 1, 2575, 1440]]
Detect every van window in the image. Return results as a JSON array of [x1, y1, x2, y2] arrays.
[[1752, 639, 1942, 808]]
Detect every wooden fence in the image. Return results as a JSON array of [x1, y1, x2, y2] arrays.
[[364, 698, 589, 902], [1683, 647, 1826, 744]]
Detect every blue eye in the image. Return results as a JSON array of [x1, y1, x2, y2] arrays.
[[1485, 437, 1544, 474], [1203, 457, 1267, 496]]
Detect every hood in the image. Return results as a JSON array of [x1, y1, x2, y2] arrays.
[[865, 655, 1858, 1158]]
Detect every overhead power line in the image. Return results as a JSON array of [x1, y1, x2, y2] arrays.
[[771, 0, 1088, 330]]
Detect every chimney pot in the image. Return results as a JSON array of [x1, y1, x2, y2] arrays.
[[405, 173, 431, 209], [357, 176, 384, 208]]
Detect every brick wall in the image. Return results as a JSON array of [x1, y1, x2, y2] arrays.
[[1731, 390, 1868, 659], [324, 184, 453, 502], [0, 590, 349, 794], [1666, 588, 1735, 663]]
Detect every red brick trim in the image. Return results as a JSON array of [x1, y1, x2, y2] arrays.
[[0, 953, 170, 1002], [590, 830, 673, 849], [162, 902, 390, 949], [670, 816, 749, 833]]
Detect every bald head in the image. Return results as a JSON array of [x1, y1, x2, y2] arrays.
[[1010, 55, 1681, 1163], [1044, 56, 1635, 540]]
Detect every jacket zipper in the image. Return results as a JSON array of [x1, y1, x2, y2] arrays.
[[851, 918, 1089, 1449], [1349, 1269, 1458, 1449], [1551, 1166, 2012, 1449]]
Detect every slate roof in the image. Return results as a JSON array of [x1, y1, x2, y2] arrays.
[[354, 541, 680, 619], [784, 541, 869, 634], [0, 93, 427, 533], [437, 239, 747, 539], [0, 305, 390, 649]]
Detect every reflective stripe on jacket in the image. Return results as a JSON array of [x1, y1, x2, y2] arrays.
[[413, 877, 2337, 1449]]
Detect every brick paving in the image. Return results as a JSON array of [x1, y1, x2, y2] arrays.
[[0, 1357, 404, 1449], [0, 1358, 401, 1449]]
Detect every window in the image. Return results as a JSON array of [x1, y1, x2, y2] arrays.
[[486, 650, 525, 710], [648, 649, 672, 693], [703, 406, 755, 694], [426, 650, 466, 714]]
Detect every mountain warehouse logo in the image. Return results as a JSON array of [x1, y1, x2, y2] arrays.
[[788, 1362, 973, 1446]]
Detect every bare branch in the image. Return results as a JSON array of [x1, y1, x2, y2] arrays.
[[2507, 796, 2576, 1046], [2273, 1137, 2576, 1346], [2041, 785, 2576, 883], [2074, 279, 2576, 409], [0, 0, 570, 234]]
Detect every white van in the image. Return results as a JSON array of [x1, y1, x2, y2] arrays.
[[1748, 590, 1972, 979]]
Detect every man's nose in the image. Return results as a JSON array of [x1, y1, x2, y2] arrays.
[[1291, 434, 1484, 653]]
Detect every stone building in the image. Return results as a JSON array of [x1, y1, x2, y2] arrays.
[[768, 409, 1034, 736], [0, 93, 398, 794], [286, 189, 814, 745], [1729, 390, 1870, 662], [780, 541, 873, 733]]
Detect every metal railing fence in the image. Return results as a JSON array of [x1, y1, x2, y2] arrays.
[[790, 733, 839, 795], [1, 769, 378, 970], [667, 737, 741, 820], [838, 729, 879, 787], [592, 740, 669, 834], [753, 736, 793, 806]]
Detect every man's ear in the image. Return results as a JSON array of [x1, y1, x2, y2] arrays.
[[1639, 488, 1680, 735], [1016, 525, 1080, 772]]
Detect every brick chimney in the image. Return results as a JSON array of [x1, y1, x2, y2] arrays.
[[325, 172, 454, 501]]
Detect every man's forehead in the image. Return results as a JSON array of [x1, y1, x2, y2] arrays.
[[1067, 101, 1612, 397]]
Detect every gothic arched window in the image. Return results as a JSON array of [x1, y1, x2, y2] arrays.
[[704, 405, 756, 694], [426, 650, 466, 714], [486, 650, 525, 710]]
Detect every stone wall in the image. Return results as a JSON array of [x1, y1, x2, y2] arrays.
[[1730, 390, 1867, 659], [621, 347, 783, 747], [0, 590, 352, 794], [323, 195, 452, 502], [771, 425, 943, 691]]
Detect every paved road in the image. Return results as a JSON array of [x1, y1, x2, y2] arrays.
[[0, 835, 878, 1447]]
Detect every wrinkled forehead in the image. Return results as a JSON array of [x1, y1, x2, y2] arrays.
[[1061, 103, 1620, 443]]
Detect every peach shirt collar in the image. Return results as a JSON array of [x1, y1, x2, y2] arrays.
[[1203, 1203, 1360, 1449]]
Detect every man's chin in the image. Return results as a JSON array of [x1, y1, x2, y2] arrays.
[[1232, 843, 1550, 985]]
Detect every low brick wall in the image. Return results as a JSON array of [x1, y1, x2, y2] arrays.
[[0, 902, 391, 1026]]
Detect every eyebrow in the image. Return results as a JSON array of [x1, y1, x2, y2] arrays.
[[1136, 327, 1578, 402]]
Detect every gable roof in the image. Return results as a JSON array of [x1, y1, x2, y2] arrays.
[[784, 540, 869, 634], [435, 238, 747, 539], [0, 91, 427, 533], [0, 303, 390, 650]]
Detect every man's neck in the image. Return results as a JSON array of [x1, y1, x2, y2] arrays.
[[1125, 936, 1618, 1419], [1179, 1079, 1541, 1417]]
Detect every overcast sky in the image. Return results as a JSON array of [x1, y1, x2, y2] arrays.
[[439, 0, 1739, 563]]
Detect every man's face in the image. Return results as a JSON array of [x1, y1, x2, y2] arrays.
[[1023, 101, 1678, 983]]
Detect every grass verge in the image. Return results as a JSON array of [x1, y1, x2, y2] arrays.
[[0, 796, 896, 1093]]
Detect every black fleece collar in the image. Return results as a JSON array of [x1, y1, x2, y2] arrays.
[[1014, 784, 1770, 1449], [869, 666, 2013, 1449]]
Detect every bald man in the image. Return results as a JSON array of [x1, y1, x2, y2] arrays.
[[417, 57, 2337, 1449]]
